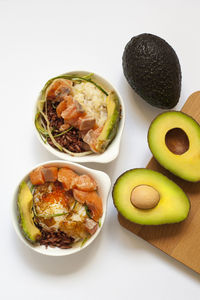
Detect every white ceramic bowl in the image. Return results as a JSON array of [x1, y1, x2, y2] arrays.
[[12, 160, 111, 256], [34, 71, 125, 163]]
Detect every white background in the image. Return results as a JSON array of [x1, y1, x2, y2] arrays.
[[1, 0, 200, 299]]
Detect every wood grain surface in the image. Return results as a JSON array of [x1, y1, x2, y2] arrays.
[[118, 91, 200, 274]]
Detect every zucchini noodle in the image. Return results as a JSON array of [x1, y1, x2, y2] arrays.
[[35, 73, 108, 156]]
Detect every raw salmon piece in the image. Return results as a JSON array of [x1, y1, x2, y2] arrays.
[[41, 167, 58, 182], [61, 104, 84, 121], [29, 167, 45, 185], [74, 100, 84, 112], [73, 189, 87, 204], [78, 117, 95, 131], [61, 94, 74, 105], [58, 168, 79, 190], [56, 100, 68, 117], [72, 190, 103, 222], [83, 127, 103, 153], [84, 218, 98, 235], [73, 174, 97, 191], [47, 79, 73, 100], [86, 191, 103, 222]]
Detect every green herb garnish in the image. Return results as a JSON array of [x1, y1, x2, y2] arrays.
[[35, 212, 69, 219], [53, 127, 73, 137], [81, 237, 88, 247], [85, 205, 92, 218]]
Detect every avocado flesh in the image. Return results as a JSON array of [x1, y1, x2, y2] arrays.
[[113, 169, 190, 225], [122, 33, 181, 109], [148, 111, 200, 182], [96, 91, 120, 152], [18, 181, 41, 243]]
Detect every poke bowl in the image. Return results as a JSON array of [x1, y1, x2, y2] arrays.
[[12, 160, 111, 256], [34, 71, 125, 163]]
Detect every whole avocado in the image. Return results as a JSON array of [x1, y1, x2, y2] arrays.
[[122, 33, 181, 109]]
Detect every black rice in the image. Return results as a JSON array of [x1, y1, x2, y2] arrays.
[[38, 226, 74, 249], [44, 100, 90, 153]]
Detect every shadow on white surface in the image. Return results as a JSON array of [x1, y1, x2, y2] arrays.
[[12, 228, 103, 276], [32, 136, 61, 163]]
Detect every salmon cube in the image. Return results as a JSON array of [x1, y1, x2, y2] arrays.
[[84, 218, 98, 235], [78, 117, 95, 131], [56, 100, 68, 117], [61, 104, 83, 121], [41, 167, 58, 182], [29, 167, 45, 185], [74, 100, 84, 112], [73, 189, 103, 222], [47, 79, 73, 100], [85, 191, 103, 222], [83, 127, 103, 153], [73, 174, 97, 192], [58, 168, 79, 190], [73, 189, 87, 204]]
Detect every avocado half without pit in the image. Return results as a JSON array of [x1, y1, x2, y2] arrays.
[[148, 111, 200, 182], [113, 168, 190, 225]]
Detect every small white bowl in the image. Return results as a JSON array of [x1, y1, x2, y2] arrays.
[[11, 160, 111, 256], [34, 71, 125, 163]]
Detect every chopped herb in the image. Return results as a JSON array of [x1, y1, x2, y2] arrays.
[[30, 184, 34, 193], [35, 212, 69, 219], [81, 237, 88, 247], [53, 127, 73, 137], [85, 205, 92, 218], [72, 200, 77, 210]]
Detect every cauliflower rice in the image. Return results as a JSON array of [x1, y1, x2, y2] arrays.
[[73, 81, 107, 127]]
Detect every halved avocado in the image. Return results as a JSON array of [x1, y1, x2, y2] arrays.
[[148, 111, 200, 182], [113, 168, 190, 225], [18, 181, 41, 243], [96, 91, 120, 152]]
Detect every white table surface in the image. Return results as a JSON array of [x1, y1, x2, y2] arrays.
[[1, 0, 200, 299]]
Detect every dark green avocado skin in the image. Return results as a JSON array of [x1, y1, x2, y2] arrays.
[[122, 33, 181, 109]]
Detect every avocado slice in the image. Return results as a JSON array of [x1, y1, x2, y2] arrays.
[[122, 33, 181, 109], [18, 181, 41, 243], [148, 111, 200, 182], [96, 91, 120, 152], [113, 168, 190, 225]]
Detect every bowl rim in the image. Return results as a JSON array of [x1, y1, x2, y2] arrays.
[[33, 70, 125, 163], [11, 160, 111, 256]]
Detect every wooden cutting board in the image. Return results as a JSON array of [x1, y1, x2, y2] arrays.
[[118, 91, 200, 274]]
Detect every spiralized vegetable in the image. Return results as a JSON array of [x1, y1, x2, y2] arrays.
[[35, 73, 108, 156]]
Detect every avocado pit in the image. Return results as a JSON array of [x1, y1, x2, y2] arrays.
[[165, 127, 189, 155], [130, 185, 160, 210]]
